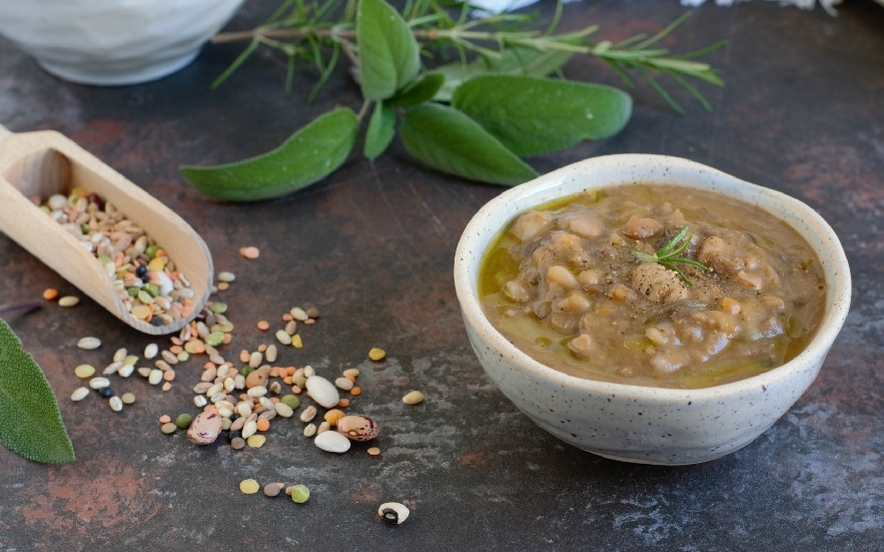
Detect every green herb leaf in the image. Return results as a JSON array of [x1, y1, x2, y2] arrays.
[[433, 48, 574, 102], [388, 73, 446, 108], [399, 103, 538, 186], [356, 0, 421, 100], [0, 317, 75, 464], [180, 108, 358, 201], [364, 101, 397, 160], [452, 75, 632, 156], [630, 225, 709, 286]]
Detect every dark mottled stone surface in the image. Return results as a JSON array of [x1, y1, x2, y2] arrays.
[[0, 1, 882, 550]]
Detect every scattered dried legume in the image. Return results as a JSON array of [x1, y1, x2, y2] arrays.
[[336, 415, 379, 441], [314, 428, 349, 453], [175, 413, 194, 429], [58, 296, 80, 307], [368, 347, 386, 361], [305, 376, 339, 408], [290, 484, 310, 504], [89, 377, 110, 389], [240, 246, 260, 260], [144, 343, 158, 359], [403, 390, 425, 405], [77, 337, 101, 350], [187, 411, 223, 445], [71, 387, 90, 401], [43, 288, 59, 301], [263, 482, 284, 497], [239, 479, 260, 494], [378, 502, 410, 524], [74, 364, 96, 378]]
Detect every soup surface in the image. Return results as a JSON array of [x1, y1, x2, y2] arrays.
[[479, 184, 826, 389]]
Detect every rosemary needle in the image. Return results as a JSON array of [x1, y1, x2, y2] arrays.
[[631, 225, 709, 285]]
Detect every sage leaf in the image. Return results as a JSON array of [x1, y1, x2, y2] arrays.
[[452, 75, 632, 157], [399, 104, 538, 186], [181, 108, 358, 201], [364, 101, 397, 160], [356, 0, 421, 100], [388, 73, 445, 108], [0, 317, 75, 464], [433, 48, 573, 102]]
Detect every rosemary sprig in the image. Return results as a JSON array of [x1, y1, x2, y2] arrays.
[[211, 1, 723, 113], [631, 225, 709, 285]]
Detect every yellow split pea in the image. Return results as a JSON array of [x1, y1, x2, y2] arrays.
[[368, 348, 386, 361], [239, 479, 260, 494]]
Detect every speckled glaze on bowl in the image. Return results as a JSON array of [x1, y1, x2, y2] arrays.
[[454, 154, 852, 465]]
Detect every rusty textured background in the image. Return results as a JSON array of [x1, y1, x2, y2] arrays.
[[1, 0, 882, 550]]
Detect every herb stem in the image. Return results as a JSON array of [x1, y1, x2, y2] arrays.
[[631, 226, 709, 285], [210, 1, 724, 113], [0, 302, 42, 316]]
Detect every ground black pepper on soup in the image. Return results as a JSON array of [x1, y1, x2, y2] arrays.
[[478, 185, 827, 389]]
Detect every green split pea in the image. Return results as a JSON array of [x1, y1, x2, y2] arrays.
[[290, 484, 310, 504]]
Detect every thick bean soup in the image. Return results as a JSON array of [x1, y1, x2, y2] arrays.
[[479, 185, 826, 389]]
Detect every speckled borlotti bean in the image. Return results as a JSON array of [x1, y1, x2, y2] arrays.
[[187, 411, 223, 445], [336, 415, 379, 442]]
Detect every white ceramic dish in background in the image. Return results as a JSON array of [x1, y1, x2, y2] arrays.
[[0, 0, 245, 85], [454, 154, 852, 465]]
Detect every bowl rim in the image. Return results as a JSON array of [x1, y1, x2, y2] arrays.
[[453, 153, 852, 402]]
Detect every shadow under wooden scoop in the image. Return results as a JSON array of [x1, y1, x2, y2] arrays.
[[0, 124, 214, 335]]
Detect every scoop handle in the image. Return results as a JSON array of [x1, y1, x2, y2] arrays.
[[0, 124, 11, 140]]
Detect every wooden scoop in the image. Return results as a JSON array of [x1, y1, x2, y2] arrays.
[[0, 124, 214, 335]]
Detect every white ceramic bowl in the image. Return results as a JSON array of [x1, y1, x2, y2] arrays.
[[0, 0, 245, 85], [454, 154, 852, 465]]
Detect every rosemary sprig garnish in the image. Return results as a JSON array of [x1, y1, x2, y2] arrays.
[[631, 225, 709, 285]]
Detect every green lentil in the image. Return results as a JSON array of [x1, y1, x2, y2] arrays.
[[204, 331, 225, 347], [127, 287, 141, 297], [240, 366, 254, 377], [145, 244, 160, 258], [121, 392, 136, 405], [280, 394, 301, 410], [175, 413, 194, 429], [290, 484, 310, 504], [208, 302, 228, 314], [137, 290, 155, 305]]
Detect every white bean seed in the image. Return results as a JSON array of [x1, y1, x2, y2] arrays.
[[77, 337, 101, 350], [71, 387, 90, 401]]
